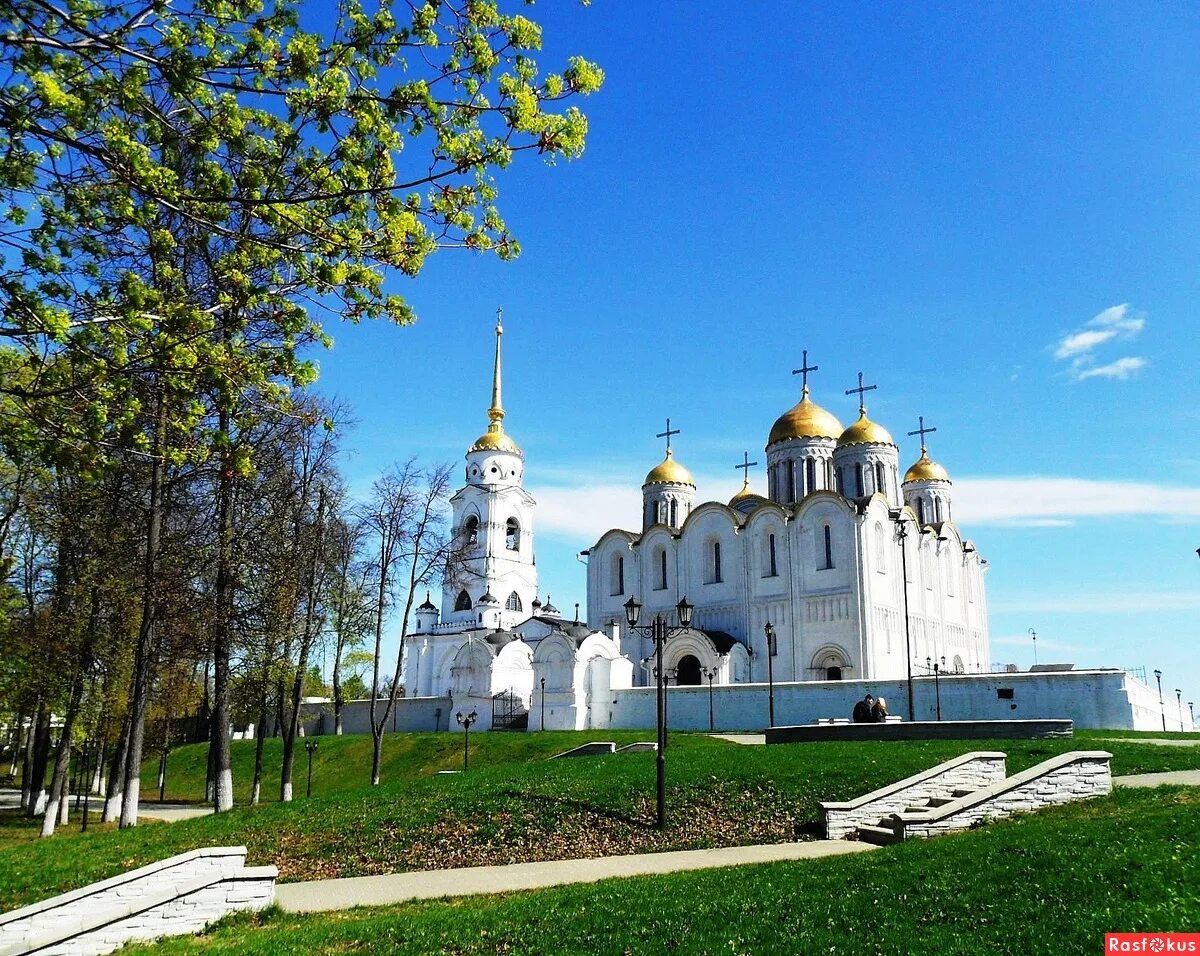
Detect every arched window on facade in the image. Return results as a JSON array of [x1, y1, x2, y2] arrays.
[[875, 462, 886, 497], [655, 548, 668, 590], [505, 517, 520, 550], [934, 498, 944, 522], [854, 463, 864, 498], [826, 666, 843, 681], [874, 521, 886, 570], [454, 589, 472, 611], [766, 533, 778, 577], [669, 498, 678, 527], [820, 524, 834, 570], [611, 554, 625, 596], [835, 467, 845, 496], [463, 515, 479, 544], [711, 540, 722, 584], [806, 458, 817, 495], [917, 499, 926, 526], [505, 591, 522, 612]]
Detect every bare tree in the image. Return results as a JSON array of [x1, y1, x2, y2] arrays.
[[358, 462, 456, 786]]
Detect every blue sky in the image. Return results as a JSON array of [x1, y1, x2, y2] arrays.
[[315, 2, 1200, 708]]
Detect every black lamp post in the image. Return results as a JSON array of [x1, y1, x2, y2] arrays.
[[623, 594, 694, 830], [456, 710, 477, 770], [701, 665, 718, 732], [1154, 669, 1165, 732], [1189, 701, 1194, 727], [1176, 689, 1183, 731], [926, 656, 944, 721], [895, 522, 916, 721], [540, 677, 546, 731], [304, 739, 318, 798], [1028, 628, 1038, 667], [764, 622, 777, 727]]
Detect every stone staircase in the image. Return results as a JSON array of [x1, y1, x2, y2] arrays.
[[823, 750, 1113, 846]]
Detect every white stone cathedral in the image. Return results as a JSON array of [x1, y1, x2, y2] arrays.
[[585, 366, 991, 690]]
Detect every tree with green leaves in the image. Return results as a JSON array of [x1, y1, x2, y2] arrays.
[[0, 0, 601, 824]]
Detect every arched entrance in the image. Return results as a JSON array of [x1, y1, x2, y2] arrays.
[[675, 654, 702, 686]]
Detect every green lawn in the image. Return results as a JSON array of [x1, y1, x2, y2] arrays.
[[0, 729, 1196, 912], [122, 786, 1200, 956]]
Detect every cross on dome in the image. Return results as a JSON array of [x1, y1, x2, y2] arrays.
[[908, 416, 938, 454], [656, 417, 681, 455], [792, 350, 819, 396], [844, 371, 878, 415]]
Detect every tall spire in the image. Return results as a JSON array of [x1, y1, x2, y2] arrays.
[[487, 307, 505, 431]]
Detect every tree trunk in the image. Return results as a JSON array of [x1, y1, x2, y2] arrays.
[[20, 698, 40, 811], [102, 711, 130, 823], [7, 706, 25, 778], [209, 407, 235, 814], [368, 533, 387, 786], [40, 670, 85, 837], [120, 389, 166, 828], [26, 703, 51, 817], [250, 663, 270, 806]]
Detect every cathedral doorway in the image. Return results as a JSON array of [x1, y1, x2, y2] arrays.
[[675, 654, 702, 686]]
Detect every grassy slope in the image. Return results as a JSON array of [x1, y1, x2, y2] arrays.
[[125, 786, 1200, 956], [0, 729, 1195, 912]]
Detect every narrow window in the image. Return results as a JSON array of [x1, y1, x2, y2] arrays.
[[767, 533, 778, 577], [505, 517, 520, 551], [820, 525, 833, 570], [767, 466, 776, 500], [806, 458, 816, 495], [854, 463, 864, 498], [669, 498, 678, 527], [659, 548, 668, 590], [616, 555, 625, 595], [713, 541, 722, 583], [455, 590, 472, 611], [463, 515, 479, 544], [826, 459, 835, 489], [917, 499, 926, 526], [935, 498, 944, 522], [875, 462, 885, 496], [835, 468, 844, 495], [505, 591, 522, 612]]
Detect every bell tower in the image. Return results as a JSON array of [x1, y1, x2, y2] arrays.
[[443, 310, 539, 628]]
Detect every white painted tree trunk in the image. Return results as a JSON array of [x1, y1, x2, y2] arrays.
[[119, 778, 140, 827], [281, 781, 292, 802], [101, 789, 122, 823], [215, 768, 233, 812]]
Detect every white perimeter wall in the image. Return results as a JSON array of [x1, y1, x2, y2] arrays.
[[587, 670, 1192, 733]]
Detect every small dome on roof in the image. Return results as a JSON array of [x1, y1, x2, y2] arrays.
[[644, 449, 695, 488], [903, 451, 950, 483], [838, 411, 894, 447]]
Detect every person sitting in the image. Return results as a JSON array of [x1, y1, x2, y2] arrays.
[[851, 694, 874, 723], [871, 697, 889, 722]]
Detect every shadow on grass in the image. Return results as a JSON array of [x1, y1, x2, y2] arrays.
[[499, 788, 652, 830]]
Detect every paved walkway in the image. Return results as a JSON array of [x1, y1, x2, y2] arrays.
[[710, 733, 765, 745], [1099, 737, 1200, 748], [1112, 770, 1200, 788], [275, 840, 875, 913]]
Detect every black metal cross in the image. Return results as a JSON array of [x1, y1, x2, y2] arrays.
[[844, 371, 878, 413], [907, 416, 937, 453], [735, 451, 759, 478], [656, 418, 680, 454], [791, 350, 819, 394]]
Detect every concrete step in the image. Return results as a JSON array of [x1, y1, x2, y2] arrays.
[[926, 797, 954, 807], [856, 824, 902, 846], [951, 788, 975, 798]]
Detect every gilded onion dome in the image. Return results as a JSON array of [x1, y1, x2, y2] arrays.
[[728, 477, 758, 506], [644, 448, 696, 488], [768, 386, 844, 445], [903, 450, 950, 483], [469, 311, 523, 457], [837, 411, 894, 447]]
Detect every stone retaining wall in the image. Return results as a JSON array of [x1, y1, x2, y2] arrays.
[[895, 751, 1112, 839], [0, 847, 276, 956], [821, 752, 1007, 839]]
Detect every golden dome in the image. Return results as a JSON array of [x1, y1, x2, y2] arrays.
[[469, 423, 522, 456], [729, 478, 756, 505], [644, 449, 695, 487], [767, 388, 844, 446], [903, 451, 950, 483], [837, 411, 894, 447]]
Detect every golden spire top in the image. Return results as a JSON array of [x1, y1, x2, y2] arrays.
[[469, 307, 522, 457], [487, 306, 504, 430]]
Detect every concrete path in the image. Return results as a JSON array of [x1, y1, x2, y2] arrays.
[[710, 733, 765, 746], [1113, 770, 1200, 788], [275, 840, 875, 913], [1099, 737, 1200, 748], [137, 802, 214, 822]]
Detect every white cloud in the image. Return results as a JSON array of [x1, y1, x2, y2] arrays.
[[1051, 303, 1147, 381], [529, 474, 1200, 543], [990, 593, 1200, 614], [1073, 356, 1147, 381], [991, 633, 1082, 652], [955, 476, 1200, 526]]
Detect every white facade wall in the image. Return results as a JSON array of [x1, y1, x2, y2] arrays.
[[586, 670, 1190, 732]]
